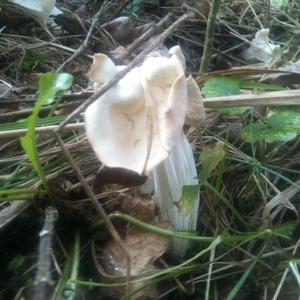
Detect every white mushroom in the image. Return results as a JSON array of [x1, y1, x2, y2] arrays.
[[241, 28, 280, 63], [85, 46, 205, 257]]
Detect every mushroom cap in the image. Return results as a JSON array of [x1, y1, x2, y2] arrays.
[[85, 46, 204, 174]]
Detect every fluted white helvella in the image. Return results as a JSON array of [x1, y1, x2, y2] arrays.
[[85, 46, 206, 258]]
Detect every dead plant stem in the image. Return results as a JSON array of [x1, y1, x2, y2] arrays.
[[33, 207, 58, 300]]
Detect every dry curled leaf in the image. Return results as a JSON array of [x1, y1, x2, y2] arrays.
[[101, 224, 171, 277], [99, 223, 171, 299]]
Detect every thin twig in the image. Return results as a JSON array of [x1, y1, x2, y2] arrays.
[[116, 13, 173, 61], [53, 132, 132, 292], [55, 12, 193, 133], [56, 1, 107, 73], [199, 0, 221, 73]]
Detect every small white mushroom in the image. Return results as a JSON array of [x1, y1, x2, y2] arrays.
[[242, 28, 280, 63], [85, 46, 205, 257]]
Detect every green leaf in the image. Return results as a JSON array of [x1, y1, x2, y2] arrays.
[[240, 80, 284, 91], [268, 107, 300, 128], [199, 141, 225, 183], [20, 73, 73, 190], [242, 106, 300, 143], [178, 185, 199, 215], [202, 76, 249, 115], [38, 73, 73, 105], [217, 106, 249, 116], [202, 77, 240, 98], [242, 122, 269, 143]]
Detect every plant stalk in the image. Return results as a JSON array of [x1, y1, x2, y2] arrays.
[[199, 0, 221, 73]]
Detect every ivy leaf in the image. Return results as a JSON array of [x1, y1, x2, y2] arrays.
[[202, 76, 249, 115], [199, 141, 225, 183], [178, 185, 199, 216], [20, 73, 73, 190], [242, 106, 300, 143]]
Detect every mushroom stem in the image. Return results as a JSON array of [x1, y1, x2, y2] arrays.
[[142, 133, 199, 258]]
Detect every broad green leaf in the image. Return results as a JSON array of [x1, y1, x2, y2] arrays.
[[20, 73, 73, 190], [202, 77, 240, 98], [178, 185, 199, 215], [202, 76, 249, 115], [242, 106, 300, 143], [263, 128, 299, 142], [240, 80, 284, 91], [242, 122, 269, 143], [268, 107, 300, 128], [199, 142, 225, 183]]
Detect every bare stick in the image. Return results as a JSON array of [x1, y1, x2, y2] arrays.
[[55, 12, 193, 133], [56, 1, 107, 73], [199, 0, 221, 73], [3, 90, 300, 139], [202, 89, 300, 107], [53, 132, 131, 291]]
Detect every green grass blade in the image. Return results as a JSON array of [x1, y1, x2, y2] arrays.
[[289, 260, 300, 287], [226, 244, 267, 300]]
